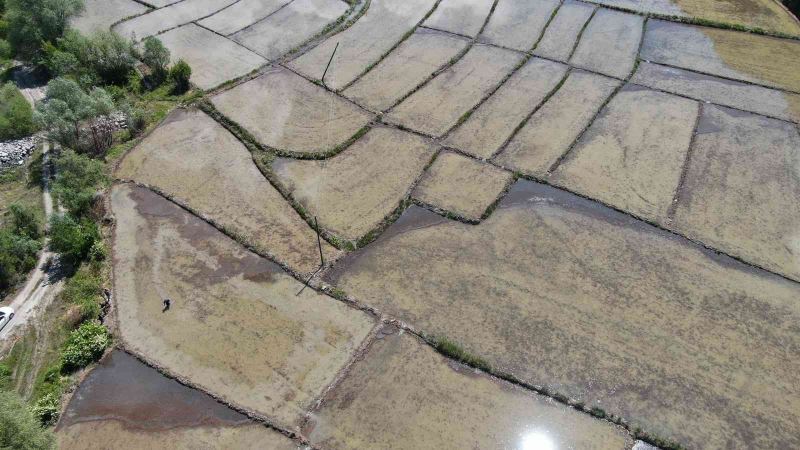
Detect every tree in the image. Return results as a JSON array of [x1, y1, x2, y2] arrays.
[[169, 58, 191, 93], [142, 36, 169, 83], [0, 390, 55, 450], [5, 0, 84, 58], [0, 82, 36, 140], [84, 30, 137, 85], [35, 77, 116, 154]]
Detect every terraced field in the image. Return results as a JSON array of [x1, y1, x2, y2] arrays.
[[65, 0, 800, 448]]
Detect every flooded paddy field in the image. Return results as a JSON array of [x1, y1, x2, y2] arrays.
[[56, 350, 299, 449], [78, 0, 800, 447]]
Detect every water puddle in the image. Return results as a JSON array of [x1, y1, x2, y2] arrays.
[[58, 350, 250, 431]]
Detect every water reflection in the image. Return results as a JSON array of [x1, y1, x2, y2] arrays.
[[520, 430, 556, 450]]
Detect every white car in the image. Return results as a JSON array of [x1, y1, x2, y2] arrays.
[[0, 307, 14, 331]]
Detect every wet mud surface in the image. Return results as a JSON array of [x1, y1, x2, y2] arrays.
[[59, 350, 249, 431]]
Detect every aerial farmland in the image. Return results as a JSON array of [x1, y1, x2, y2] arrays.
[[1, 0, 800, 448]]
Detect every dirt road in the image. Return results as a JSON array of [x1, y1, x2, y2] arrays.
[[0, 142, 63, 341]]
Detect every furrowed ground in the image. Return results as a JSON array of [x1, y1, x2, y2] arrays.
[[50, 0, 800, 448]]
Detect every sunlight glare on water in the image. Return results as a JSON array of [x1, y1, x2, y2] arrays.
[[519, 431, 556, 450]]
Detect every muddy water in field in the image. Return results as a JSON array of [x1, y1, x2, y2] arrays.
[[59, 350, 249, 431]]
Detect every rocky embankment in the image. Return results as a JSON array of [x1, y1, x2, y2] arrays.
[[0, 136, 38, 169]]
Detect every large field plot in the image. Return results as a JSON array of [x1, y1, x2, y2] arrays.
[[422, 0, 494, 37], [641, 20, 800, 93], [271, 127, 435, 241], [71, 0, 150, 34], [289, 0, 437, 90], [672, 105, 800, 281], [327, 180, 800, 450], [343, 29, 469, 111], [113, 0, 238, 39], [480, 0, 559, 51], [385, 45, 522, 136], [551, 86, 698, 223], [494, 71, 620, 175], [211, 67, 372, 154], [583, 0, 800, 36], [443, 57, 567, 158], [631, 62, 800, 123], [156, 24, 266, 90], [115, 108, 331, 274], [230, 0, 348, 60], [197, 0, 290, 35], [305, 330, 632, 449], [532, 0, 596, 62], [111, 184, 374, 426], [569, 9, 643, 79]]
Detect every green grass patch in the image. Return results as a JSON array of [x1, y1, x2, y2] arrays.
[[432, 336, 491, 372]]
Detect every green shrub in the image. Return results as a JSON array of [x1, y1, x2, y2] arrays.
[[126, 70, 143, 94], [0, 390, 55, 449], [48, 214, 99, 265], [142, 36, 169, 83], [60, 267, 102, 322], [0, 228, 41, 291], [169, 59, 191, 93], [29, 391, 59, 426], [0, 82, 36, 140], [61, 321, 109, 371], [121, 102, 146, 136], [0, 39, 11, 60], [8, 202, 42, 240], [51, 149, 106, 216]]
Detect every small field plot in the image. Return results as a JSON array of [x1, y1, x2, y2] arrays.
[[343, 28, 469, 112], [271, 127, 435, 241], [631, 62, 800, 123], [422, 0, 494, 37], [672, 105, 800, 281], [385, 44, 523, 137], [289, 0, 437, 90], [57, 351, 297, 450], [113, 0, 237, 39], [230, 0, 349, 60], [443, 57, 567, 158], [583, 0, 800, 36], [305, 330, 632, 449], [641, 20, 800, 93], [211, 67, 371, 154], [569, 9, 643, 79], [111, 184, 374, 426], [157, 24, 266, 90], [413, 152, 512, 221], [71, 0, 150, 34], [494, 71, 619, 175], [551, 86, 698, 223], [480, 0, 559, 51], [327, 180, 800, 450], [533, 0, 596, 62], [198, 0, 289, 35], [116, 108, 331, 274]]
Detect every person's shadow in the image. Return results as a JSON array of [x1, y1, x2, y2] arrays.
[[162, 299, 171, 313]]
